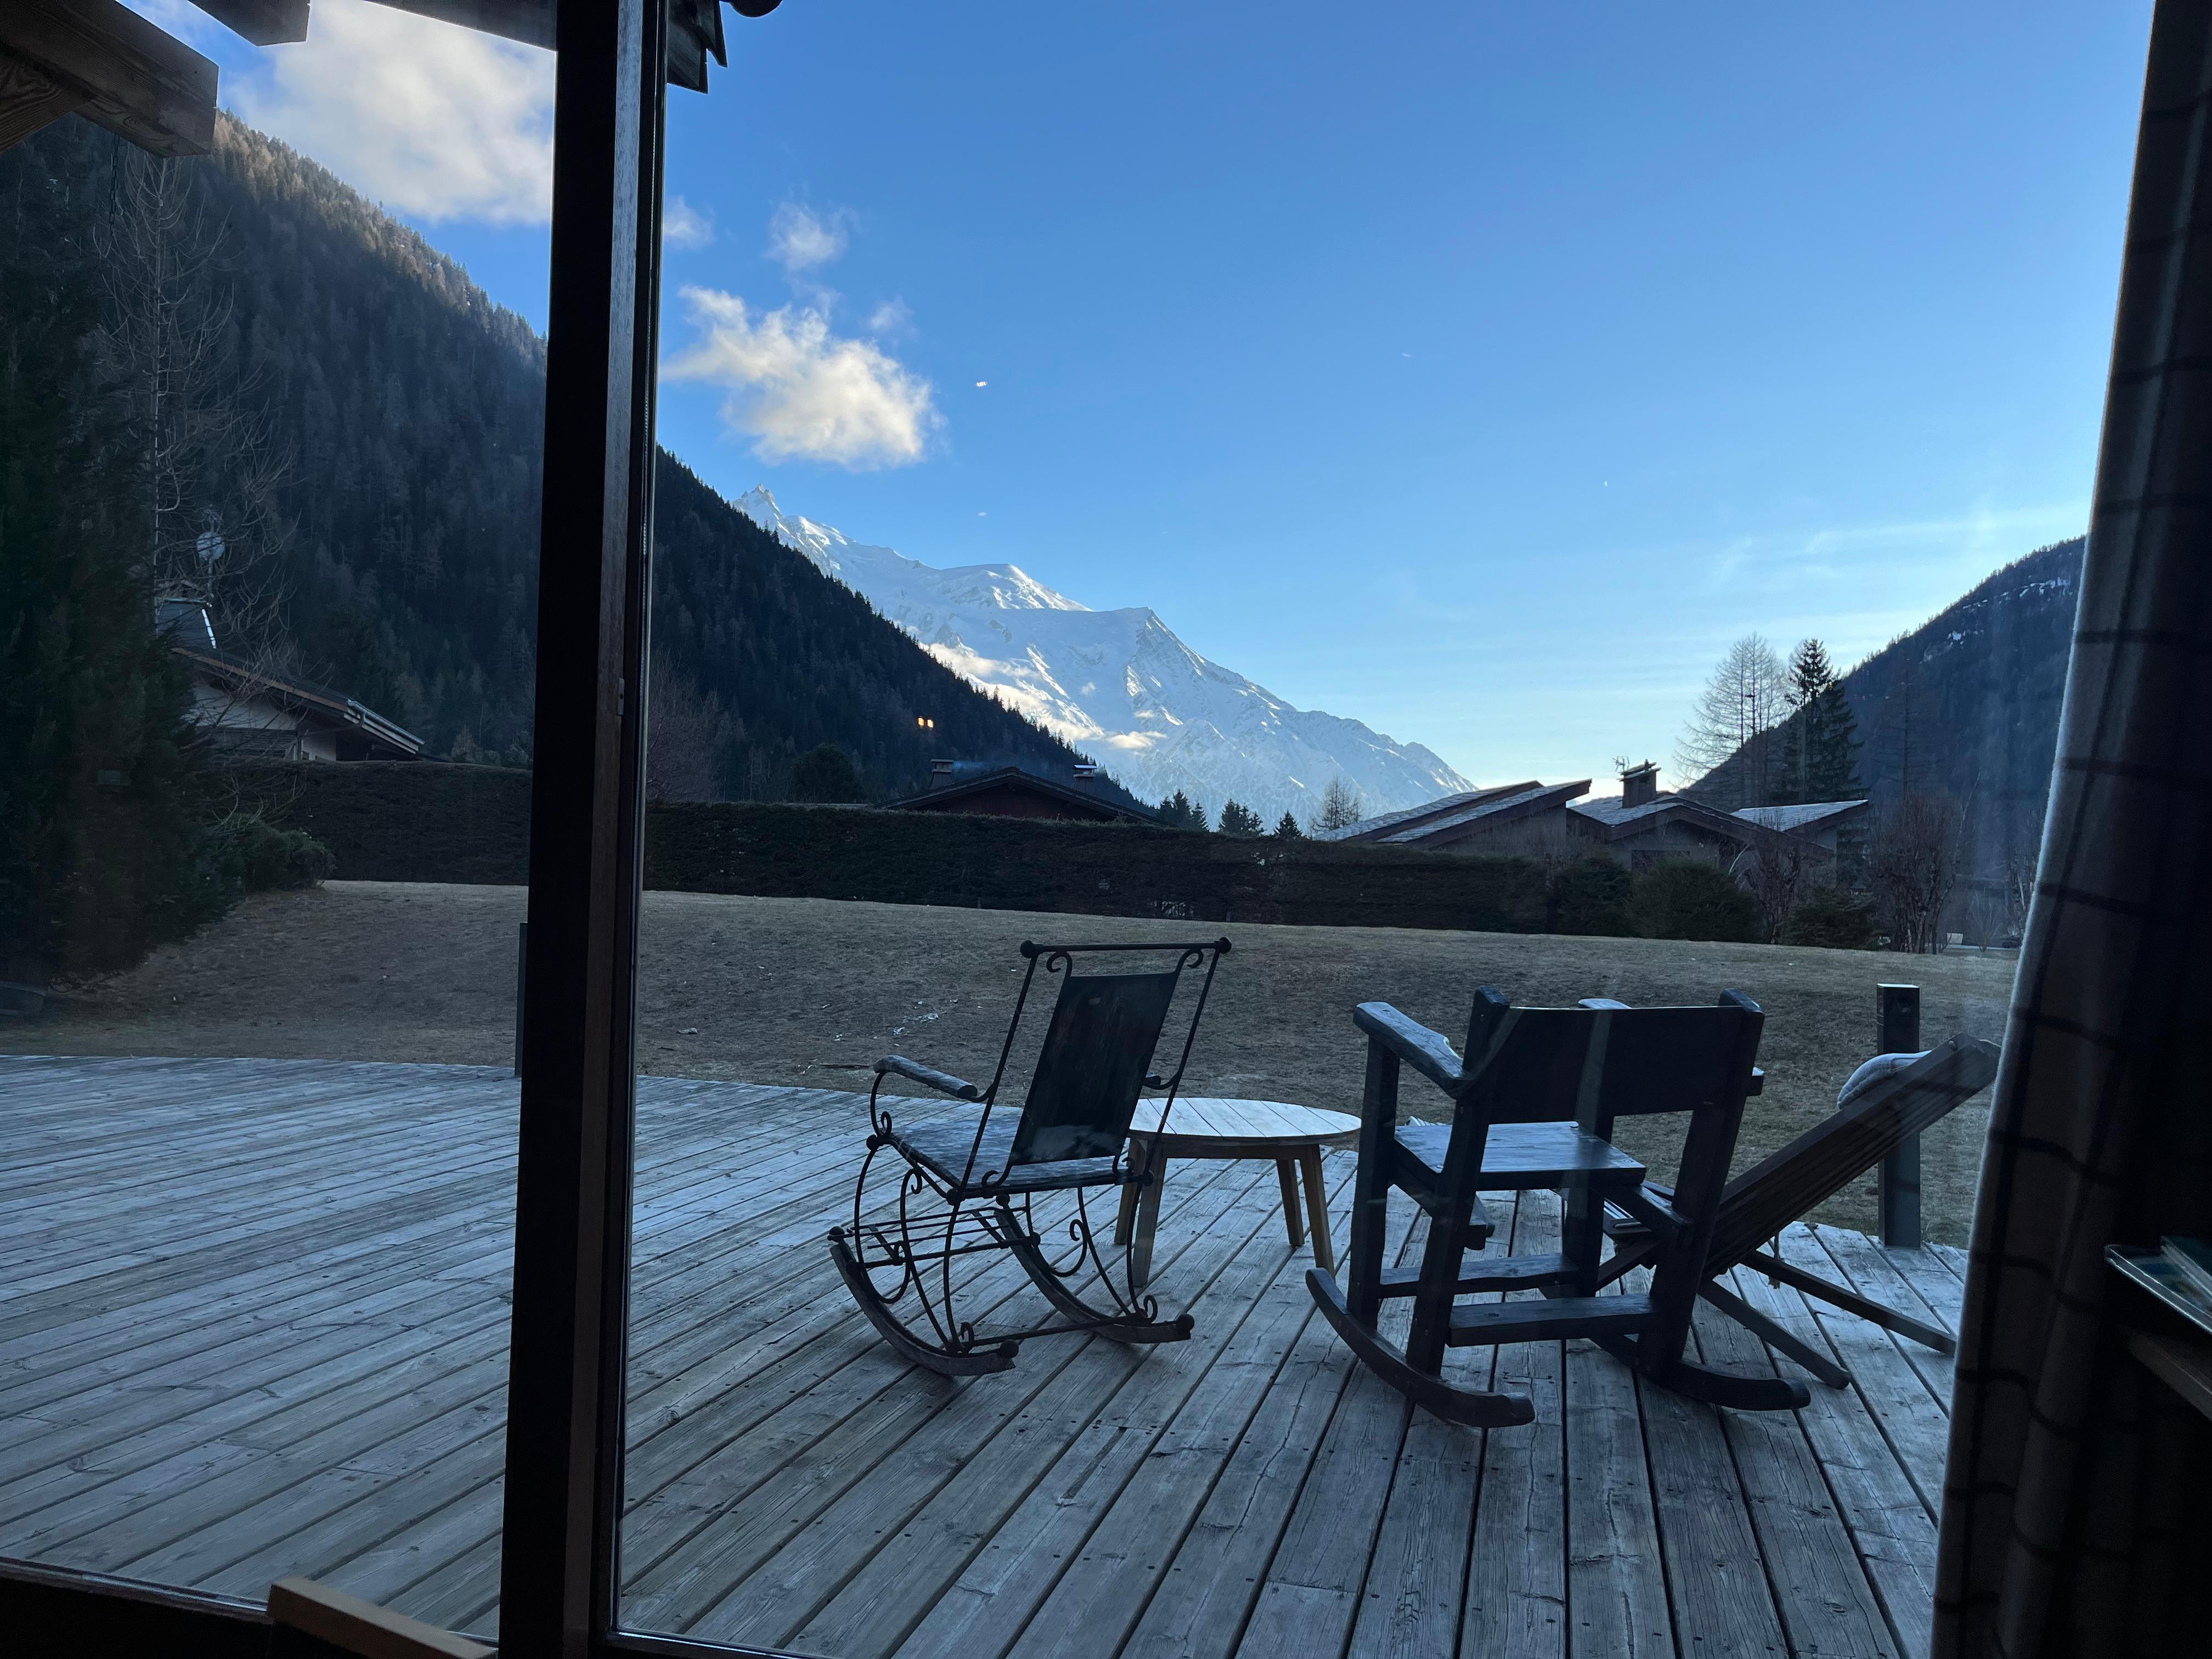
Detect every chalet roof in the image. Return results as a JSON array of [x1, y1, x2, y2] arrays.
[[1371, 780, 1594, 847], [175, 644, 425, 759], [1733, 800, 1871, 833], [1569, 791, 1813, 856], [890, 765, 1156, 824], [1312, 782, 1537, 843]]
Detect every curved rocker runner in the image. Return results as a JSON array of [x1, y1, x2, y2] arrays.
[[828, 936, 1229, 1376]]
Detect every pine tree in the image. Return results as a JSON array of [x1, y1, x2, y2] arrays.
[[1273, 811, 1305, 838], [0, 134, 212, 978], [1784, 638, 1863, 802], [1218, 799, 1263, 836], [789, 743, 864, 802]]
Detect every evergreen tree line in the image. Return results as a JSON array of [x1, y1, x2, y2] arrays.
[[1676, 635, 1864, 810], [1152, 789, 1317, 838], [0, 118, 331, 981], [3, 114, 1131, 806]]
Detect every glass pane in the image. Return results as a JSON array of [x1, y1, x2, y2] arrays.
[[596, 3, 2138, 1655], [1, 2, 552, 1638]]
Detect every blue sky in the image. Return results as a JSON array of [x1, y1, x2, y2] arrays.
[[150, 0, 2151, 789]]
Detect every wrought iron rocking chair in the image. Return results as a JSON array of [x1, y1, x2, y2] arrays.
[[827, 937, 1231, 1376]]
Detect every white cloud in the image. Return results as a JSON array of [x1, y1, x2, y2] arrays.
[[663, 195, 716, 250], [229, 0, 554, 227], [767, 203, 850, 274], [664, 287, 940, 469], [866, 298, 914, 337]]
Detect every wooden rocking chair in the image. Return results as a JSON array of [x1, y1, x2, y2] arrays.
[[1309, 987, 1810, 1426], [1595, 1029, 2002, 1388], [828, 937, 1231, 1376]]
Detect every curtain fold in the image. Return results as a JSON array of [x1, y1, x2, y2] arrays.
[[1933, 3, 2212, 1654]]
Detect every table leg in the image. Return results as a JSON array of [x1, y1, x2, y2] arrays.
[[1276, 1158, 1305, 1251], [1114, 1140, 1148, 1246], [1300, 1148, 1335, 1275], [1131, 1150, 1168, 1290]]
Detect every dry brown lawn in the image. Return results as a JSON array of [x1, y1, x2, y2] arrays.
[[18, 879, 2017, 1242]]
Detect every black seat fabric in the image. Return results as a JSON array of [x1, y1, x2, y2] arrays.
[[889, 1118, 1129, 1198]]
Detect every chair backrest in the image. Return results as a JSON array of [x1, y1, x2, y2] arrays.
[[1012, 967, 1182, 1164], [1703, 1034, 2000, 1269], [1435, 988, 1767, 1204], [959, 938, 1229, 1176]]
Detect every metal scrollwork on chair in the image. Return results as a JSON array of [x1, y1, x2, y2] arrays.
[[827, 936, 1231, 1375]]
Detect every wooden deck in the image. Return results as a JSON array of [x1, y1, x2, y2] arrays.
[[0, 1056, 1962, 1657]]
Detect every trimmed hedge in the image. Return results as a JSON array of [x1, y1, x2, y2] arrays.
[[230, 761, 534, 885], [233, 761, 1552, 933]]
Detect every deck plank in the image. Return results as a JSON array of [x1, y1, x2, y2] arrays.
[[1776, 1229, 1950, 1517], [0, 1057, 1957, 1656], [1691, 1296, 1899, 1657], [1720, 1266, 1937, 1659], [1450, 1192, 1564, 1659]]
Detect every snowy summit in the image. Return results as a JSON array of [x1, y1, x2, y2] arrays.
[[733, 487, 1472, 825]]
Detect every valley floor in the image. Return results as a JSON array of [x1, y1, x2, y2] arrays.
[[22, 881, 2017, 1242]]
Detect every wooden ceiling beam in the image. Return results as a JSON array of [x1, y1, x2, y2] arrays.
[[0, 0, 216, 157], [0, 52, 86, 154], [190, 0, 311, 48]]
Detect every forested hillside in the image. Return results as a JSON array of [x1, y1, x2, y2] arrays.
[[1, 113, 1111, 803], [1691, 536, 2083, 877]]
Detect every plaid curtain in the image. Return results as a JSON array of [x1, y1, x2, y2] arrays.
[[1932, 3, 2212, 1654]]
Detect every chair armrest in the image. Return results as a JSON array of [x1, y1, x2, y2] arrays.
[[1612, 1183, 1689, 1242], [874, 1054, 983, 1102], [1353, 1002, 1466, 1096]]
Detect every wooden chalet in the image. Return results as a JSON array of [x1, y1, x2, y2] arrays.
[[159, 600, 422, 762], [893, 759, 1157, 824]]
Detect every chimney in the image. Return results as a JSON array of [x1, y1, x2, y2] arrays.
[[929, 758, 955, 791], [1071, 761, 1100, 794], [1621, 760, 1659, 808]]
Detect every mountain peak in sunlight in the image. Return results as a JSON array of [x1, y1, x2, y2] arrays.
[[731, 487, 1473, 823]]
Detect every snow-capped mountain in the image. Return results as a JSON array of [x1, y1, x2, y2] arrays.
[[733, 487, 1474, 825]]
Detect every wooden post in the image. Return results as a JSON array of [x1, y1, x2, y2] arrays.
[[512, 921, 527, 1077], [1878, 984, 1922, 1248]]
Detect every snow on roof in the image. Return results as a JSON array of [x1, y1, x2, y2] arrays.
[[1733, 800, 1870, 833], [1310, 787, 1508, 842], [1378, 782, 1580, 843], [1568, 794, 1679, 827]]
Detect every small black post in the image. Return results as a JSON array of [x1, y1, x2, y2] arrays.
[[514, 920, 528, 1077], [1877, 984, 1922, 1248]]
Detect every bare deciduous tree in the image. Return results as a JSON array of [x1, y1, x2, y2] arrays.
[[98, 148, 292, 669], [645, 659, 730, 802], [1675, 634, 1787, 807], [2003, 850, 2038, 941], [1731, 835, 1819, 943], [1314, 776, 1364, 833], [1868, 793, 1965, 953]]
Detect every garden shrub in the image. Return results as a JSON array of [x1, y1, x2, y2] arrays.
[[1777, 886, 1879, 949], [1631, 858, 1762, 943], [1549, 856, 1637, 936]]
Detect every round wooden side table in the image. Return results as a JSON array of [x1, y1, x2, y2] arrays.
[[1114, 1096, 1360, 1289]]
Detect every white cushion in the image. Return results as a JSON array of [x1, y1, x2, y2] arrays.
[[1837, 1049, 1932, 1109]]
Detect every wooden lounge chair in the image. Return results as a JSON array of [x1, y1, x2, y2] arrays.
[[1595, 1027, 2002, 1389], [1308, 987, 1809, 1426], [828, 937, 1230, 1376]]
